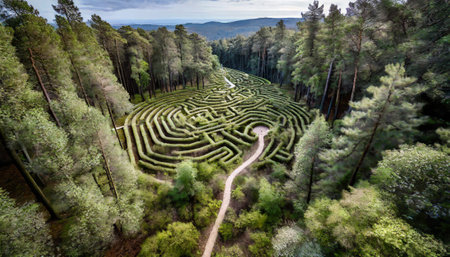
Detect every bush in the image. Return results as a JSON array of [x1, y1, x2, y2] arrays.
[[271, 162, 288, 181], [194, 205, 211, 228], [257, 178, 284, 223], [248, 232, 273, 257], [214, 245, 244, 257], [146, 209, 173, 232], [218, 223, 234, 241], [235, 210, 267, 230], [138, 222, 200, 257], [231, 185, 245, 201], [197, 162, 216, 181]]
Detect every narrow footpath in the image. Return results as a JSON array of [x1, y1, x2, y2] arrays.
[[202, 126, 269, 257]]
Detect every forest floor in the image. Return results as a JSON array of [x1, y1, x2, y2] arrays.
[[201, 126, 269, 257]]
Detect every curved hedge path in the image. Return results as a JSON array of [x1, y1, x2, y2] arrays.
[[202, 126, 269, 257], [123, 68, 310, 176]]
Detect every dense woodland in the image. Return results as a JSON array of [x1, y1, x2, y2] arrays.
[[0, 0, 449, 256]]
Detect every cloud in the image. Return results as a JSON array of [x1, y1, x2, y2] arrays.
[[79, 0, 255, 11], [79, 0, 188, 11]]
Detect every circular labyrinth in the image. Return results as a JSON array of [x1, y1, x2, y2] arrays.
[[124, 68, 311, 174]]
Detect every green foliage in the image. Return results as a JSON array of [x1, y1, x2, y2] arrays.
[[196, 161, 216, 181], [248, 232, 273, 257], [372, 144, 450, 237], [289, 114, 330, 202], [235, 210, 267, 230], [305, 186, 445, 256], [272, 225, 304, 257], [218, 223, 234, 241], [60, 182, 117, 257], [231, 185, 245, 201], [320, 63, 424, 195], [257, 178, 284, 223], [214, 245, 244, 257], [138, 222, 200, 257], [170, 161, 197, 205], [0, 188, 54, 257]]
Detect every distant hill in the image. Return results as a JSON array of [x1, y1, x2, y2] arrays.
[[112, 17, 303, 41]]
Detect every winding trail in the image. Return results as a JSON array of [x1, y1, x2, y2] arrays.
[[202, 126, 269, 257], [224, 75, 236, 88]]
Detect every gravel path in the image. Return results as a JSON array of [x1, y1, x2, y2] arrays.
[[202, 126, 269, 257]]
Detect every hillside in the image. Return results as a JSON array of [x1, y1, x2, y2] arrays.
[[112, 17, 302, 40]]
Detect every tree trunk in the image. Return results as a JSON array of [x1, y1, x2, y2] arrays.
[[320, 59, 334, 113], [69, 55, 90, 106], [115, 39, 128, 91], [349, 82, 394, 186], [349, 29, 362, 109], [349, 64, 359, 105], [0, 129, 60, 220], [326, 88, 336, 121], [28, 48, 62, 128], [306, 156, 315, 204], [196, 73, 200, 90], [102, 91, 123, 149], [98, 136, 119, 199], [202, 76, 205, 89], [333, 69, 342, 124]]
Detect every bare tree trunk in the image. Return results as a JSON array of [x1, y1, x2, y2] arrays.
[[115, 39, 128, 91], [349, 82, 394, 186], [0, 129, 60, 220], [69, 55, 90, 106], [349, 64, 358, 104], [320, 59, 334, 113], [102, 91, 123, 149], [98, 136, 119, 199], [333, 69, 342, 124], [28, 48, 62, 128], [202, 76, 205, 89], [306, 156, 315, 204], [349, 29, 362, 108], [326, 89, 336, 121], [196, 73, 200, 90]]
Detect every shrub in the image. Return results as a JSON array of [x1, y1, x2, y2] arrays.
[[218, 223, 234, 241], [146, 209, 173, 232], [248, 232, 273, 257], [271, 162, 288, 181], [272, 225, 304, 257], [214, 245, 244, 257], [257, 178, 284, 223], [197, 162, 216, 181], [194, 206, 209, 228], [138, 222, 200, 257], [235, 210, 267, 230], [231, 185, 245, 201]]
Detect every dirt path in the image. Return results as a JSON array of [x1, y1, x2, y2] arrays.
[[224, 76, 236, 88], [202, 126, 269, 257]]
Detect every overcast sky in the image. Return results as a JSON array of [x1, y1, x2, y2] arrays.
[[28, 0, 351, 25]]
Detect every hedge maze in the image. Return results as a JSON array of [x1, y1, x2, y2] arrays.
[[124, 68, 311, 174]]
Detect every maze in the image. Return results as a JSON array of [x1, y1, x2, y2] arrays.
[[124, 68, 311, 174]]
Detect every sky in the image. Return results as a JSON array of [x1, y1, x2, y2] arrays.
[[28, 0, 351, 25]]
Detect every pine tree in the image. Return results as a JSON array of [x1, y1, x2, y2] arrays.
[[0, 188, 54, 256], [119, 26, 152, 100], [175, 25, 194, 89], [292, 1, 325, 106], [345, 0, 375, 104], [53, 0, 132, 117], [1, 2, 143, 255], [320, 63, 424, 193], [152, 27, 180, 92], [289, 114, 330, 204]]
